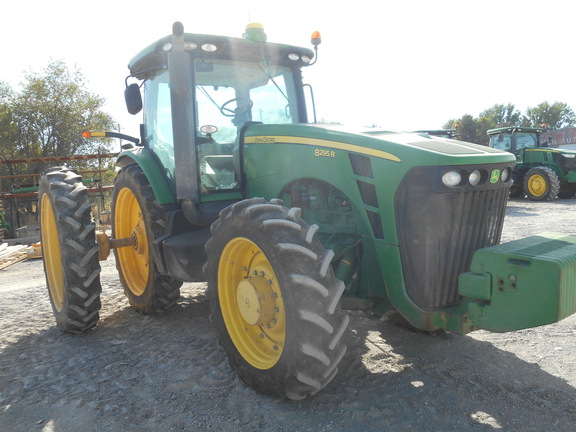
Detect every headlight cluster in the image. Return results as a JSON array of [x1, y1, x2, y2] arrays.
[[441, 167, 512, 188]]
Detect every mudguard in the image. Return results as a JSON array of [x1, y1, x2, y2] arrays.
[[116, 148, 176, 205]]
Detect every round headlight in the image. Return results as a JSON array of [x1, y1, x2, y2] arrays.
[[442, 170, 462, 187], [469, 169, 482, 186], [201, 43, 218, 52], [501, 168, 510, 182]]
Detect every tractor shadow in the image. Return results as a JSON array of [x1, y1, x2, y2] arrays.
[[2, 278, 575, 431], [319, 311, 576, 431], [0, 281, 233, 431]]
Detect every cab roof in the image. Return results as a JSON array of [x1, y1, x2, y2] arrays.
[[487, 126, 544, 135], [128, 32, 314, 80]]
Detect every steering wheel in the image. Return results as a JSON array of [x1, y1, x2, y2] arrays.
[[220, 98, 253, 117]]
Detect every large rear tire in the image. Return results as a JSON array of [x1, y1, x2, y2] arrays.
[[205, 198, 349, 400], [112, 164, 182, 313], [38, 167, 102, 333], [523, 166, 560, 201]]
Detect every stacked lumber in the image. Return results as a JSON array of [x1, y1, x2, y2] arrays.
[[0, 243, 35, 270]]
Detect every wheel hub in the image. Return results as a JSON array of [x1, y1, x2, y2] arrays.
[[236, 275, 276, 326], [528, 174, 546, 196], [132, 214, 146, 255]]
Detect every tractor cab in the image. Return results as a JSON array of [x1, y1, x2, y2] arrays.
[[124, 22, 317, 224], [487, 126, 543, 162]]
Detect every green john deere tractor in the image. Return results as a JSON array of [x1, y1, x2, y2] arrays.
[[487, 126, 576, 200], [39, 22, 576, 400]]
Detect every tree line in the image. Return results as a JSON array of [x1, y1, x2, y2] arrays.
[[2, 60, 575, 176], [0, 60, 116, 181], [442, 102, 576, 145]]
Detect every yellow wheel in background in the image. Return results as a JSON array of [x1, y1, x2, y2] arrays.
[[527, 173, 546, 197], [523, 166, 560, 201]]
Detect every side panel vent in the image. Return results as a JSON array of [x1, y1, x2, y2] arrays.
[[366, 210, 384, 239], [356, 180, 379, 208], [349, 153, 373, 178]]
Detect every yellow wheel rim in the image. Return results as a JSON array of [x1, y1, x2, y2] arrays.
[[114, 187, 149, 296], [41, 194, 65, 312], [218, 237, 285, 369], [528, 174, 547, 197]]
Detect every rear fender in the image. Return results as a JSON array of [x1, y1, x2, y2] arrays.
[[116, 148, 176, 205]]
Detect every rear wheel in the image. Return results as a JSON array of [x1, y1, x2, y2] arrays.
[[205, 198, 349, 400], [112, 165, 182, 313], [523, 167, 560, 201], [38, 167, 102, 332]]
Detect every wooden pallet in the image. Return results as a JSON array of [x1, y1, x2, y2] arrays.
[[0, 244, 32, 270]]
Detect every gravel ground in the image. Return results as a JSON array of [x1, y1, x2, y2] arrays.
[[1, 198, 575, 432]]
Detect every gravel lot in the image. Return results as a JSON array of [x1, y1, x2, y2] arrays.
[[1, 198, 575, 432]]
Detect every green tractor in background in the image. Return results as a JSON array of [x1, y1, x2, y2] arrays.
[[0, 212, 10, 239], [39, 22, 576, 400], [487, 126, 576, 200]]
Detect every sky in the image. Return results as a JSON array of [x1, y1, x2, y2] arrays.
[[3, 0, 576, 138]]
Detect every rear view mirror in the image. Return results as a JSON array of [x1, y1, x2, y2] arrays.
[[125, 83, 143, 115]]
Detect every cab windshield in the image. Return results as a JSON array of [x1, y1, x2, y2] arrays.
[[195, 59, 299, 141], [143, 59, 300, 193], [489, 132, 539, 152]]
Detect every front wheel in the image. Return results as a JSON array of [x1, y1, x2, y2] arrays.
[[205, 198, 349, 400], [523, 167, 560, 201], [38, 167, 102, 332]]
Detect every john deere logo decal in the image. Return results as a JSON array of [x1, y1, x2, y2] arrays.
[[490, 169, 500, 183]]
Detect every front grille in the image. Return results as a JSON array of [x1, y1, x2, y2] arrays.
[[552, 152, 576, 174], [395, 165, 510, 310]]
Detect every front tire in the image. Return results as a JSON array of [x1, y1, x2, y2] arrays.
[[523, 166, 560, 201], [205, 198, 349, 400], [112, 165, 182, 313], [38, 167, 102, 332]]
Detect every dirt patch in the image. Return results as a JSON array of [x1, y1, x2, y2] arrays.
[[1, 198, 575, 431]]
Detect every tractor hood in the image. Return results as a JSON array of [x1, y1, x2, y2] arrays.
[[527, 147, 576, 155], [243, 123, 515, 167]]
